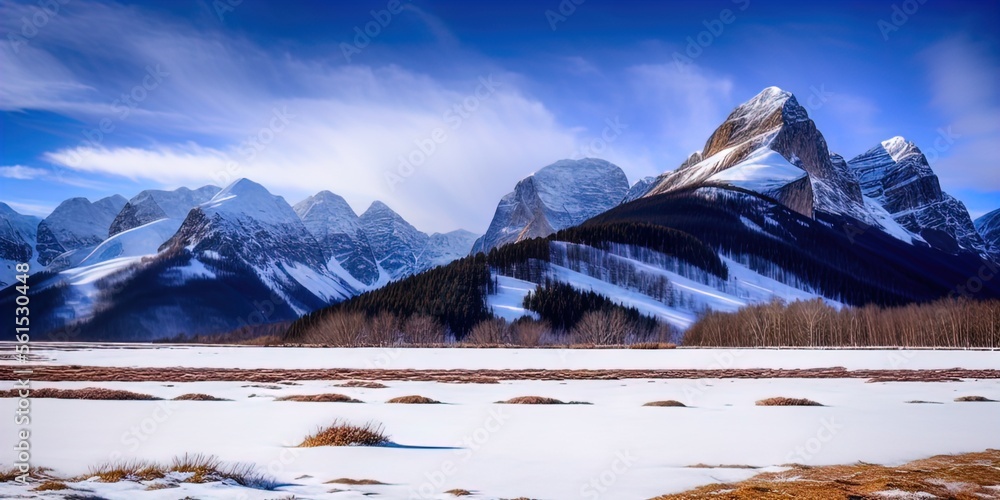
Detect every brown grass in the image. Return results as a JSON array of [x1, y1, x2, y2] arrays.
[[325, 478, 386, 485], [445, 489, 473, 496], [643, 400, 687, 407], [653, 449, 1000, 499], [496, 396, 574, 404], [0, 466, 52, 482], [172, 393, 230, 401], [86, 459, 166, 482], [0, 387, 161, 400], [335, 381, 388, 389], [32, 480, 69, 491], [300, 420, 390, 447], [755, 397, 823, 407], [84, 454, 274, 489], [906, 400, 943, 404], [955, 395, 997, 402], [629, 342, 678, 350], [275, 393, 362, 403], [386, 395, 440, 404]]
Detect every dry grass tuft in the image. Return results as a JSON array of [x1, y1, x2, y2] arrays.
[[335, 381, 388, 389], [300, 420, 390, 447], [0, 387, 161, 400], [86, 459, 166, 482], [643, 400, 687, 407], [755, 397, 823, 407], [629, 342, 677, 350], [0, 466, 52, 482], [653, 449, 1000, 499], [32, 480, 69, 491], [445, 489, 473, 496], [325, 478, 386, 485], [955, 395, 997, 402], [84, 454, 274, 489], [386, 395, 440, 404], [906, 400, 943, 404], [497, 396, 567, 404], [172, 393, 230, 401], [275, 393, 363, 403]]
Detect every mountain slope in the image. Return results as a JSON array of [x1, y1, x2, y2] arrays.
[[472, 158, 629, 253], [359, 201, 430, 281], [848, 137, 987, 256], [109, 186, 219, 236], [294, 191, 379, 287], [35, 195, 127, 266], [0, 203, 41, 286]]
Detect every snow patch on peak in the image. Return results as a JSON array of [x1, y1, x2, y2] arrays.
[[881, 136, 920, 162]]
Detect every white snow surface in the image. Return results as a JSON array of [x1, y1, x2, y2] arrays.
[[486, 275, 539, 321], [9, 343, 998, 371], [0, 375, 997, 499], [78, 218, 182, 267], [707, 148, 807, 192]]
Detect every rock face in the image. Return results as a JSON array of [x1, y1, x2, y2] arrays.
[[0, 203, 42, 286], [848, 137, 988, 256], [645, 87, 869, 221], [110, 186, 219, 236], [35, 195, 127, 266], [359, 201, 431, 281], [164, 179, 356, 312], [294, 191, 379, 287], [976, 209, 1000, 261], [472, 158, 629, 253]]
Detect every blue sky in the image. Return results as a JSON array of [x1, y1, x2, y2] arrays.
[[1, 0, 998, 232]]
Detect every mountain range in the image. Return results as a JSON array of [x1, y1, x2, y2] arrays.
[[3, 86, 999, 340]]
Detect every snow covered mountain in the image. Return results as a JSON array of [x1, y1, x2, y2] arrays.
[[419, 229, 480, 272], [623, 176, 657, 203], [35, 195, 127, 267], [847, 137, 988, 256], [472, 158, 630, 253], [109, 186, 219, 236], [163, 179, 357, 309], [294, 191, 380, 287], [0, 203, 41, 287], [644, 87, 870, 222], [358, 201, 431, 281], [974, 209, 1000, 261]]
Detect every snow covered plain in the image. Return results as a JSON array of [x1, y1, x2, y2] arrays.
[[11, 343, 999, 371], [1, 346, 998, 499]]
